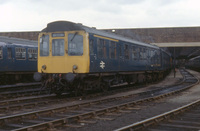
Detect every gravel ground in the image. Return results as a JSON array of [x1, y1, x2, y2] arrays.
[[55, 69, 200, 131]]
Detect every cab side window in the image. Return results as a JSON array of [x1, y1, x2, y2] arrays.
[[40, 35, 49, 56]]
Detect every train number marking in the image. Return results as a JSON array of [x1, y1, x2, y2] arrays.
[[100, 61, 105, 69]]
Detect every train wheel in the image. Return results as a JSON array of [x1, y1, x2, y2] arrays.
[[54, 84, 64, 96], [100, 82, 110, 92], [74, 82, 86, 96]]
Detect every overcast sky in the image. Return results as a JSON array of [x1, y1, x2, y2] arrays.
[[0, 0, 200, 31]]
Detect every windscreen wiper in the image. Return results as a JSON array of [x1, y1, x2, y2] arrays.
[[70, 32, 78, 42]]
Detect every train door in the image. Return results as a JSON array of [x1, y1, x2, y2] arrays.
[[146, 48, 151, 70], [108, 41, 118, 72], [157, 49, 162, 70], [150, 49, 155, 70], [89, 35, 97, 72], [118, 43, 124, 71], [96, 38, 108, 73], [0, 46, 4, 71], [124, 44, 131, 71], [6, 46, 14, 71]]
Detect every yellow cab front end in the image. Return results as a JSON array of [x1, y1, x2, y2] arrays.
[[38, 31, 89, 75]]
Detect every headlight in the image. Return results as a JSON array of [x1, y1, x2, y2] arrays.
[[42, 65, 47, 70], [73, 65, 78, 70]]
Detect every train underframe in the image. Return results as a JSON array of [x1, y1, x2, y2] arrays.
[[41, 70, 171, 95], [0, 72, 35, 85]]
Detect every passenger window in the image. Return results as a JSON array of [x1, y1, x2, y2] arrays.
[[97, 38, 107, 58], [52, 39, 65, 56], [132, 46, 137, 60], [140, 48, 147, 59], [0, 46, 2, 59], [109, 41, 116, 59], [28, 48, 37, 60], [68, 33, 83, 56], [16, 47, 26, 60], [124, 44, 129, 59], [151, 50, 154, 57], [7, 48, 12, 59], [40, 35, 49, 56], [89, 39, 94, 55]]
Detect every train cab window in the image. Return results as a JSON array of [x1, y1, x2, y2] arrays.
[[28, 48, 37, 60], [124, 44, 129, 59], [40, 35, 49, 56], [89, 39, 94, 55], [68, 33, 83, 56], [15, 47, 26, 60], [7, 48, 12, 59], [52, 39, 65, 56], [97, 38, 107, 58], [109, 41, 116, 59], [0, 46, 2, 59]]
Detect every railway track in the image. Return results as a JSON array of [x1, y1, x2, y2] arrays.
[[0, 69, 198, 131], [0, 75, 176, 116], [0, 80, 177, 117], [115, 99, 200, 131], [0, 70, 183, 117], [0, 82, 41, 92], [0, 83, 49, 100]]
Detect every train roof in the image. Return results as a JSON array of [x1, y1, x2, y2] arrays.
[[42, 21, 159, 49], [0, 36, 37, 46]]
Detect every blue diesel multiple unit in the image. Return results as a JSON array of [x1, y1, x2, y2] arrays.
[[36, 21, 172, 95]]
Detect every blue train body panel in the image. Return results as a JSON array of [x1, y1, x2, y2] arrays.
[[88, 33, 168, 73]]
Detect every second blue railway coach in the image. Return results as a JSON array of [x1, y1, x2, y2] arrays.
[[0, 36, 38, 84]]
